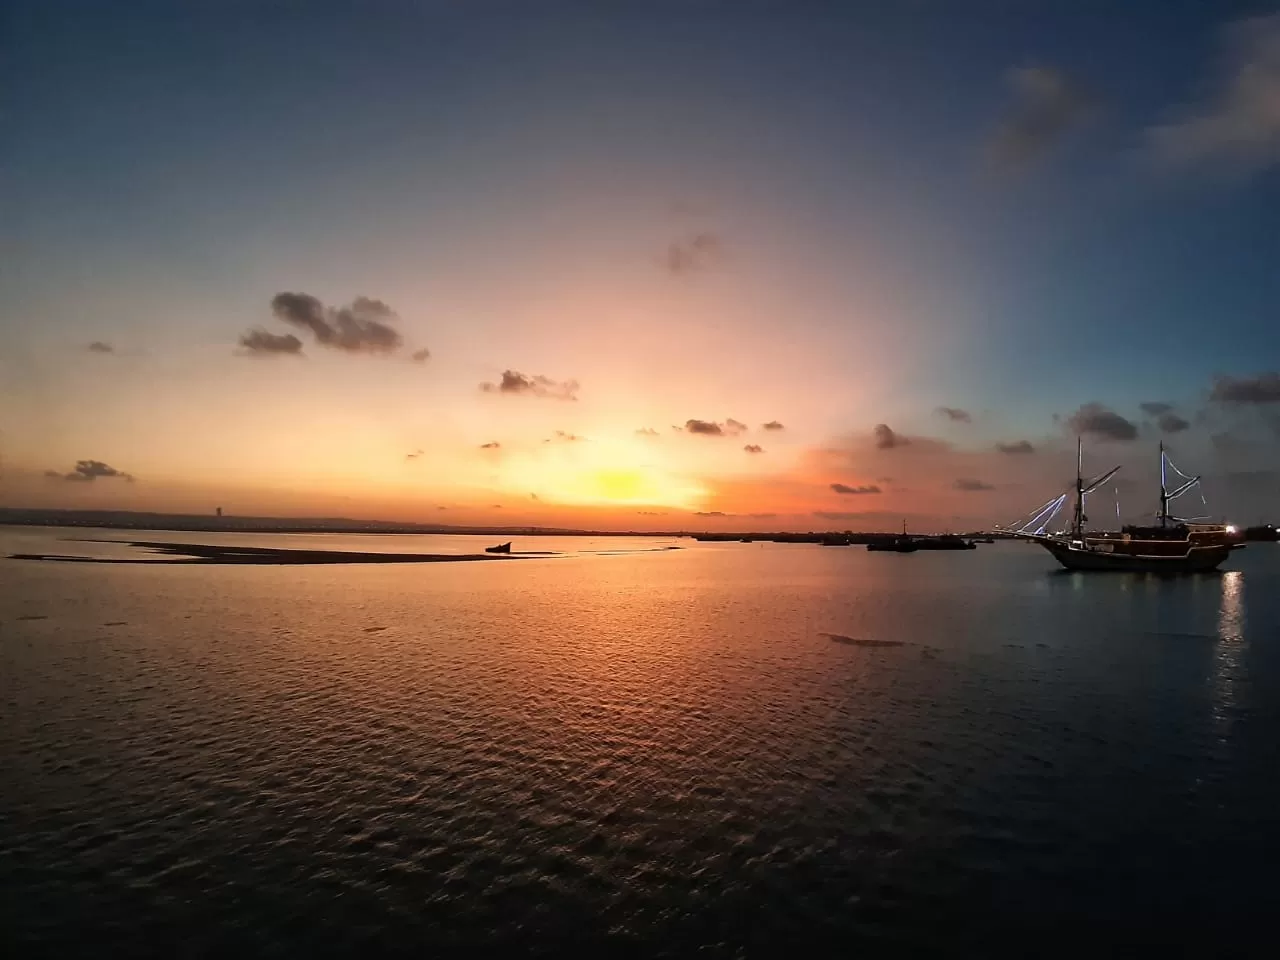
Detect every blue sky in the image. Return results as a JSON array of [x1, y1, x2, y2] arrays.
[[2, 1, 1278, 526]]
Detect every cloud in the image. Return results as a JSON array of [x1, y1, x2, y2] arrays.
[[1210, 372, 1280, 405], [830, 482, 881, 495], [695, 511, 727, 517], [762, 421, 785, 431], [953, 478, 995, 492], [635, 427, 660, 437], [996, 440, 1035, 454], [813, 511, 868, 521], [636, 510, 669, 515], [664, 232, 723, 275], [47, 459, 135, 483], [987, 66, 1094, 173], [405, 449, 423, 461], [1147, 15, 1280, 173], [86, 341, 114, 354], [1140, 401, 1174, 416], [530, 493, 539, 501], [410, 348, 430, 363], [238, 329, 305, 355], [936, 406, 972, 423], [479, 441, 501, 449], [744, 444, 764, 454], [1156, 412, 1191, 434], [874, 423, 908, 449], [550, 430, 585, 442], [480, 370, 579, 401], [267, 292, 404, 354], [1065, 403, 1138, 442], [685, 419, 725, 436], [725, 418, 748, 435]]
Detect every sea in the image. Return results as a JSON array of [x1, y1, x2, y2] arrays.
[[3, 526, 1278, 955]]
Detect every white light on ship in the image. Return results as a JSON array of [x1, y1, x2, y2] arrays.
[[1226, 525, 1237, 534]]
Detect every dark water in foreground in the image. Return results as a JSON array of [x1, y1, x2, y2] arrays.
[[3, 528, 1279, 955]]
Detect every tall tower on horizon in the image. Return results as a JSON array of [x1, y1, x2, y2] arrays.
[[215, 507, 223, 518]]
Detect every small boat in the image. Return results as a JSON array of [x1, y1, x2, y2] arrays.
[[485, 541, 512, 554], [867, 521, 917, 553]]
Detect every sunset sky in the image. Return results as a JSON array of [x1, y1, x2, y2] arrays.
[[3, 1, 1279, 531]]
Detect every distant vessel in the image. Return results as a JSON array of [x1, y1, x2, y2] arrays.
[[485, 541, 512, 554], [867, 521, 918, 553], [1013, 441, 1239, 573], [913, 534, 977, 551]]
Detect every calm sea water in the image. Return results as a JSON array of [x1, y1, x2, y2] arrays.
[[3, 527, 1278, 955]]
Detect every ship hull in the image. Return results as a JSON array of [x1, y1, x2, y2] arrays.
[[1035, 538, 1234, 573]]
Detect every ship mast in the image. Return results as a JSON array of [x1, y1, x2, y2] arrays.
[[1071, 436, 1085, 540], [1159, 441, 1168, 527]]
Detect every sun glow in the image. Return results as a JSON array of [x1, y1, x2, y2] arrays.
[[498, 437, 708, 509]]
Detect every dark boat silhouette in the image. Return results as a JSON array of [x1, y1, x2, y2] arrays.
[[1012, 441, 1240, 573], [867, 521, 918, 553], [485, 541, 512, 554]]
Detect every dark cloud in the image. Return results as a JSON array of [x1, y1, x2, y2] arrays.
[[238, 329, 305, 355], [635, 427, 660, 437], [479, 441, 501, 449], [685, 419, 725, 436], [86, 341, 114, 354], [530, 493, 539, 501], [744, 444, 764, 454], [762, 421, 785, 431], [480, 370, 579, 401], [268, 292, 404, 354], [953, 478, 995, 492], [664, 232, 723, 275], [1140, 401, 1174, 416], [1211, 372, 1280, 405], [405, 450, 423, 461], [1147, 14, 1280, 173], [1157, 412, 1191, 434], [725, 418, 748, 435], [695, 511, 727, 517], [551, 430, 585, 442], [987, 66, 1094, 173], [936, 406, 972, 423], [874, 423, 908, 449], [47, 459, 135, 483], [410, 348, 430, 363], [636, 510, 669, 515], [1065, 403, 1138, 442], [831, 482, 882, 495], [996, 440, 1035, 454]]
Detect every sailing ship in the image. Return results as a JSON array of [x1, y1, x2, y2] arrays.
[[1011, 441, 1239, 573]]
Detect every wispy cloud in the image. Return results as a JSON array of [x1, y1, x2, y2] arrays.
[[479, 441, 501, 449], [1211, 372, 1280, 405], [266, 292, 405, 354], [45, 459, 135, 483], [238, 329, 305, 356], [664, 232, 724, 275], [744, 444, 764, 454], [1156, 412, 1190, 433], [1147, 14, 1280, 174], [635, 427, 660, 437], [405, 449, 423, 461], [86, 341, 115, 354], [480, 370, 579, 401], [831, 482, 881, 495], [684, 418, 746, 437], [814, 511, 870, 521], [762, 420, 785, 431], [874, 423, 908, 449], [987, 66, 1094, 173], [995, 440, 1035, 454], [549, 430, 586, 442], [410, 348, 431, 363], [936, 406, 972, 423], [1140, 401, 1174, 416], [1065, 403, 1138, 442], [953, 478, 995, 492]]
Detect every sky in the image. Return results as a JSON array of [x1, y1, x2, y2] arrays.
[[2, 0, 1279, 531]]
